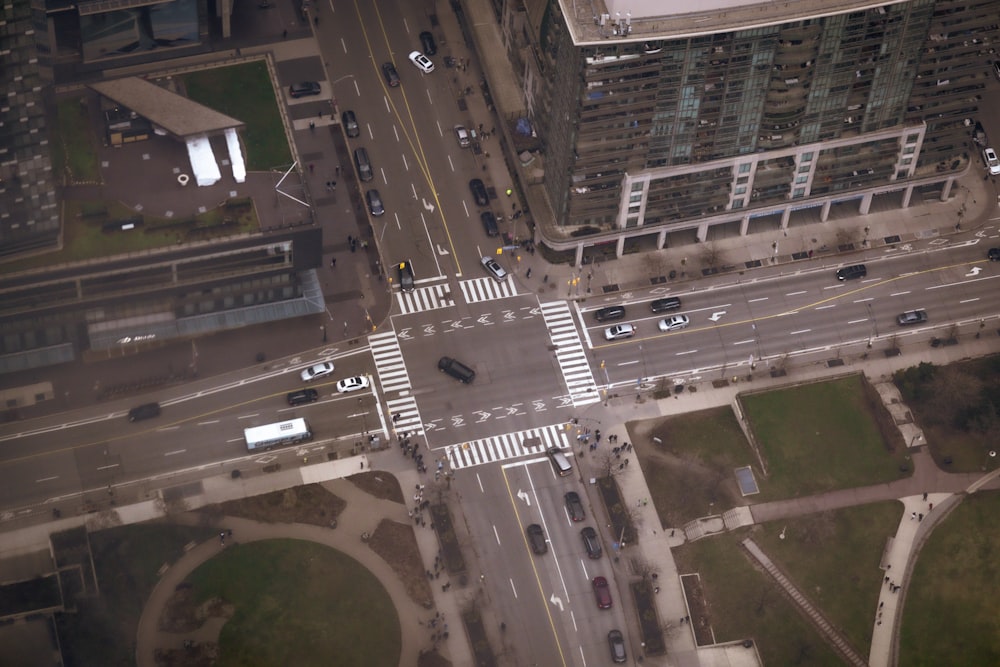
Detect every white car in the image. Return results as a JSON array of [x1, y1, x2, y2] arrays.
[[454, 125, 470, 148], [604, 323, 635, 341], [408, 51, 435, 74], [480, 256, 508, 282], [984, 147, 1000, 175], [300, 362, 335, 382], [336, 375, 371, 393], [658, 314, 690, 332]]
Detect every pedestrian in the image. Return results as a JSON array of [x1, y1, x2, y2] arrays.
[[670, 529, 675, 537], [928, 502, 933, 511], [332, 180, 337, 189], [282, 29, 287, 39], [543, 274, 549, 283], [330, 257, 336, 267], [879, 601, 884, 609], [918, 513, 923, 521], [309, 163, 314, 173], [526, 268, 532, 278], [910, 511, 916, 520], [922, 491, 928, 501], [309, 120, 315, 130], [335, 165, 340, 176]]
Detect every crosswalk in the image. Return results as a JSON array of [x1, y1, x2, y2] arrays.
[[395, 283, 455, 315], [444, 423, 571, 470], [386, 395, 424, 437], [539, 301, 601, 407], [368, 331, 412, 393], [459, 276, 518, 304]]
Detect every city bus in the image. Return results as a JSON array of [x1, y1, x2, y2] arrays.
[[244, 418, 313, 452]]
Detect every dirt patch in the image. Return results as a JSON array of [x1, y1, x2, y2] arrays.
[[154, 642, 218, 667], [211, 484, 346, 528], [367, 519, 434, 608], [347, 470, 405, 504], [159, 586, 234, 632], [681, 573, 714, 646], [417, 649, 452, 667]]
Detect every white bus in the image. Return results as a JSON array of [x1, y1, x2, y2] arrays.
[[244, 418, 313, 451]]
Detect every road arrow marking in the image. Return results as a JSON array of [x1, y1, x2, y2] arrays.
[[967, 267, 983, 276], [517, 489, 531, 505], [450, 416, 465, 428], [398, 327, 413, 340], [422, 199, 435, 212], [436, 243, 449, 255], [474, 411, 491, 423], [549, 594, 564, 611], [532, 400, 546, 412], [477, 314, 492, 325], [708, 310, 727, 322], [422, 325, 436, 336]]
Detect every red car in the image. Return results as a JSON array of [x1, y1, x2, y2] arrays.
[[593, 576, 612, 609]]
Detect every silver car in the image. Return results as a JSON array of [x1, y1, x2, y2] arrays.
[[604, 323, 635, 341], [455, 125, 470, 148], [300, 362, 335, 382], [658, 314, 690, 331], [480, 256, 508, 282]]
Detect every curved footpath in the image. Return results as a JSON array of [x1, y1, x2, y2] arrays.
[[135, 476, 433, 667]]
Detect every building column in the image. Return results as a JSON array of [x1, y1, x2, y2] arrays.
[[858, 192, 873, 215], [740, 214, 751, 236], [939, 177, 954, 202], [901, 184, 914, 208], [575, 243, 584, 268], [697, 221, 710, 243], [780, 208, 791, 231], [657, 229, 667, 250], [616, 236, 625, 258], [820, 200, 831, 222]]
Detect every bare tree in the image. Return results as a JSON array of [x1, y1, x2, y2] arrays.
[[700, 241, 724, 267]]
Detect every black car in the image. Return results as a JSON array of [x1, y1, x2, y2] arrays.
[[127, 402, 161, 422], [480, 211, 499, 237], [608, 630, 627, 663], [564, 491, 585, 522], [594, 306, 626, 322], [286, 389, 319, 406], [469, 178, 489, 207], [526, 523, 547, 555], [382, 62, 400, 87], [581, 527, 602, 559], [650, 296, 682, 313], [397, 260, 415, 292], [365, 189, 384, 216], [836, 264, 867, 281], [342, 110, 360, 137], [419, 31, 437, 56], [988, 247, 1000, 261], [289, 81, 321, 98]]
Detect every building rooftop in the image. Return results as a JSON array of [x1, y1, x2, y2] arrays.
[[563, 0, 900, 44]]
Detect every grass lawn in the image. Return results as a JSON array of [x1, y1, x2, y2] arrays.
[[52, 96, 101, 183], [183, 61, 292, 171], [753, 501, 901, 654], [673, 531, 843, 666], [57, 522, 218, 667], [741, 375, 911, 499], [898, 491, 1000, 665], [189, 539, 400, 667]]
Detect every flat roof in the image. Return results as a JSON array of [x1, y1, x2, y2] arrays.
[[90, 77, 244, 139], [564, 0, 907, 44]]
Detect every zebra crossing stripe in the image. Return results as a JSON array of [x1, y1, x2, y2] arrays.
[[539, 301, 600, 407], [459, 276, 518, 304], [368, 331, 413, 393], [386, 396, 424, 437], [444, 423, 571, 470], [395, 284, 455, 315]]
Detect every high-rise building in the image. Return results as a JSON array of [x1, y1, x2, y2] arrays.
[[501, 0, 996, 261]]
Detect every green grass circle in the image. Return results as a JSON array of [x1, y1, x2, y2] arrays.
[[188, 539, 401, 666]]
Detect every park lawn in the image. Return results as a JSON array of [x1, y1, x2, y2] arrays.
[[753, 501, 901, 655], [898, 491, 1000, 666], [189, 539, 400, 667], [741, 375, 910, 499], [183, 61, 292, 171], [57, 522, 218, 667], [672, 531, 844, 666], [53, 96, 101, 183]]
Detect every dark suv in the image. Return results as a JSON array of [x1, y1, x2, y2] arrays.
[[127, 402, 161, 422], [650, 296, 682, 313], [836, 264, 867, 281], [480, 211, 499, 237], [564, 492, 585, 521], [581, 527, 602, 559], [419, 31, 437, 55], [526, 524, 547, 555], [342, 110, 360, 137], [286, 389, 319, 406], [594, 306, 626, 322], [382, 62, 400, 87], [469, 179, 489, 206]]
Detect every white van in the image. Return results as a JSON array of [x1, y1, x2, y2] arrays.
[[547, 447, 572, 477]]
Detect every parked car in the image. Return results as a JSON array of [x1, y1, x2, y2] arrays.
[[300, 362, 335, 382], [581, 527, 602, 559], [408, 51, 435, 74], [836, 264, 867, 281], [397, 260, 415, 292], [592, 576, 613, 609], [984, 147, 1000, 175], [658, 314, 690, 332], [594, 306, 626, 322], [480, 256, 508, 282], [649, 296, 682, 313], [336, 375, 370, 393], [365, 189, 384, 216], [419, 31, 437, 55], [608, 629, 627, 663], [988, 247, 1000, 261], [342, 110, 360, 137], [480, 211, 499, 237], [526, 524, 547, 554], [455, 125, 471, 148], [604, 323, 635, 341], [469, 178, 489, 206], [897, 309, 928, 326], [564, 491, 585, 522], [286, 389, 319, 406], [127, 402, 161, 422], [382, 62, 400, 87], [289, 81, 321, 98]]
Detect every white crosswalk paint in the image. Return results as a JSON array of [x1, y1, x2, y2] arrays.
[[395, 283, 456, 314], [445, 423, 571, 470], [539, 301, 600, 406], [459, 276, 518, 304], [386, 395, 424, 437], [368, 331, 413, 394]]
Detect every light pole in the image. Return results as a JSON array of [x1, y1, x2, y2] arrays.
[[866, 303, 878, 347]]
